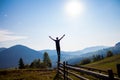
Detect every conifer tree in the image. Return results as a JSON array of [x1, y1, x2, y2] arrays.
[[43, 52, 52, 68], [19, 58, 25, 69]]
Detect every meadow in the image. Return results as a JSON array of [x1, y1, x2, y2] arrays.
[[0, 69, 56, 80], [0, 54, 120, 80], [67, 54, 120, 80], [84, 54, 120, 73]]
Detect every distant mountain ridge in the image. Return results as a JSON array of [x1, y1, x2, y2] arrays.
[[0, 45, 42, 68], [0, 42, 120, 68], [80, 46, 108, 54], [68, 42, 120, 64], [40, 46, 108, 67], [0, 48, 7, 52]]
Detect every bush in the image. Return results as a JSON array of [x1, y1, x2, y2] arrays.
[[92, 55, 104, 62], [29, 59, 45, 68], [106, 51, 113, 57], [80, 58, 91, 65]]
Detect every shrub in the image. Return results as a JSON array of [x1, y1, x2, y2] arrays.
[[80, 58, 91, 65], [106, 51, 113, 57]]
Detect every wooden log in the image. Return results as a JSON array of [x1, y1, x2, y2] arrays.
[[117, 64, 120, 78], [108, 69, 114, 80], [67, 70, 89, 80], [66, 65, 119, 80]]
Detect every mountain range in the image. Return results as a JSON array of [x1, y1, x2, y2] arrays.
[[0, 42, 120, 68], [0, 45, 42, 68], [0, 48, 7, 52]]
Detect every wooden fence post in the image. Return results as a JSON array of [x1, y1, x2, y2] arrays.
[[63, 61, 66, 80], [117, 64, 120, 78], [66, 61, 68, 80], [108, 69, 114, 80]]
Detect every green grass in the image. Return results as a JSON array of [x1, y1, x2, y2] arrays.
[[84, 54, 120, 73], [0, 69, 56, 80], [68, 54, 120, 80]]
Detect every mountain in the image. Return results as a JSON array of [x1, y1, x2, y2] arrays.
[[0, 42, 119, 69], [86, 42, 120, 57], [0, 45, 42, 69], [80, 46, 108, 54], [40, 46, 108, 56], [39, 46, 108, 66], [115, 42, 120, 47], [0, 48, 7, 52], [113, 42, 120, 53], [68, 42, 120, 65], [40, 50, 75, 67]]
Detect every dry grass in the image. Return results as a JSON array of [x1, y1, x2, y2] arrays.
[[0, 69, 56, 80]]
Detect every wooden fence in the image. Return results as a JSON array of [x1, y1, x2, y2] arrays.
[[58, 62, 120, 80]]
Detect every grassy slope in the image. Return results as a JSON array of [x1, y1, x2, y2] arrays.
[[84, 54, 120, 73]]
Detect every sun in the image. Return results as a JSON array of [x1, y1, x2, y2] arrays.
[[64, 0, 84, 18]]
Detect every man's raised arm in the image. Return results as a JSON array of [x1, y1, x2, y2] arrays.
[[49, 36, 55, 41], [59, 34, 65, 40]]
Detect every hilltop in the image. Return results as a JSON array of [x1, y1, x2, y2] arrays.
[[0, 45, 42, 68], [84, 54, 120, 73]]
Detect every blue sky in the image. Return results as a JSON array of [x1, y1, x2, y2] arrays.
[[0, 0, 120, 51]]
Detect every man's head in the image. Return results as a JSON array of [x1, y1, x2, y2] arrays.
[[56, 37, 58, 40]]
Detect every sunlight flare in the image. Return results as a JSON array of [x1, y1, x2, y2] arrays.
[[64, 0, 84, 18]]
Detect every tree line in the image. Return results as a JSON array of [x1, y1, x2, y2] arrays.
[[80, 50, 114, 65], [18, 52, 52, 69]]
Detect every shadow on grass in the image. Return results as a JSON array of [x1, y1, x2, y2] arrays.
[[53, 73, 63, 80]]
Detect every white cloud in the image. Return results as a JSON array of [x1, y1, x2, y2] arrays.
[[0, 29, 27, 42]]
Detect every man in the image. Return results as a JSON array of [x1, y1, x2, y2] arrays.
[[49, 34, 65, 79], [49, 34, 65, 56], [49, 34, 65, 63]]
